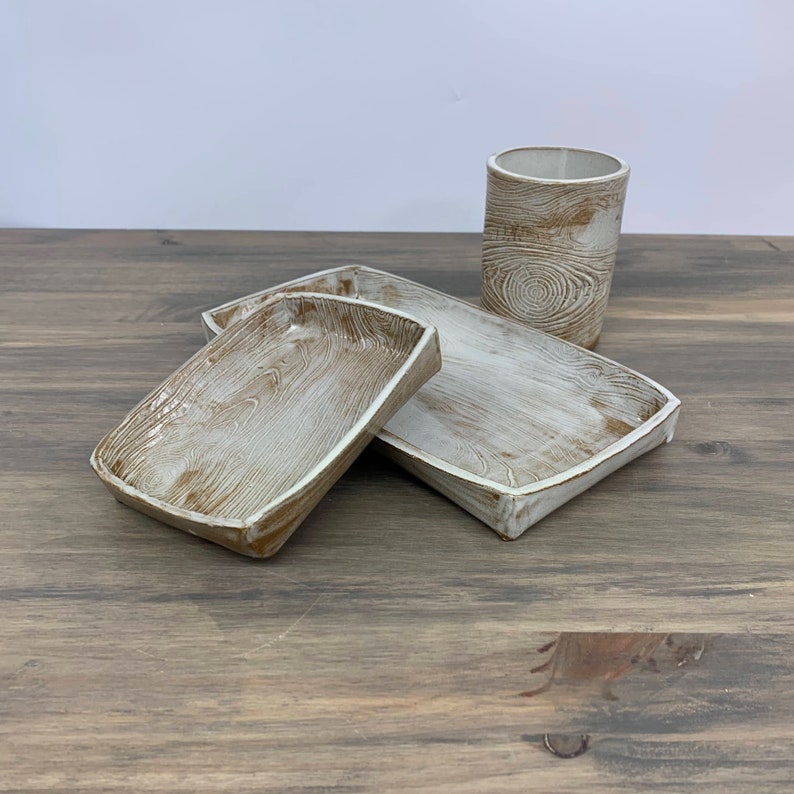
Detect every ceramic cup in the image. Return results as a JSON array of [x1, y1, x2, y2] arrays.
[[481, 146, 630, 349]]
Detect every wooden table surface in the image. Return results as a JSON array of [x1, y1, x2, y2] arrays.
[[2, 230, 793, 792]]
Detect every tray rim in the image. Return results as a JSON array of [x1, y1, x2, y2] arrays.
[[92, 290, 440, 534], [202, 267, 681, 501]]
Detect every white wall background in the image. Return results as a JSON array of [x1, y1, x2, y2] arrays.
[[1, 0, 792, 233]]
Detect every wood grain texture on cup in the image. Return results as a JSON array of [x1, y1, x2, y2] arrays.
[[91, 292, 441, 558], [481, 146, 630, 349]]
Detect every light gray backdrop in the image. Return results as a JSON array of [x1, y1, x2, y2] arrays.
[[1, 0, 791, 233]]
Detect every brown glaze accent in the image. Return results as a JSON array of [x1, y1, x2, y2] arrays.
[[211, 303, 241, 330], [568, 205, 599, 227], [171, 469, 197, 494], [602, 416, 638, 439], [498, 199, 605, 241], [337, 276, 357, 297]]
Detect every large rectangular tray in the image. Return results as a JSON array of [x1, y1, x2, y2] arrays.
[[92, 291, 441, 557], [203, 267, 681, 540]]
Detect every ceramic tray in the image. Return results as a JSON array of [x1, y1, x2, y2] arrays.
[[92, 291, 441, 557], [204, 267, 680, 540]]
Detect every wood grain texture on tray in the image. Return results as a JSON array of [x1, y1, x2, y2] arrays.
[[92, 292, 440, 557], [205, 266, 679, 539]]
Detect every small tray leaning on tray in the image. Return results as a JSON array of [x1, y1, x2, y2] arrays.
[[91, 292, 441, 557], [204, 266, 680, 541]]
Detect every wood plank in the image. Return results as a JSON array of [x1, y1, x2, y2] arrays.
[[1, 230, 792, 791]]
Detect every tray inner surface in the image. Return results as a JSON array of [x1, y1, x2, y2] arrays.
[[214, 269, 668, 490], [100, 294, 425, 519]]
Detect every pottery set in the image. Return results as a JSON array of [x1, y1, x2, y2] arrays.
[[91, 147, 680, 558]]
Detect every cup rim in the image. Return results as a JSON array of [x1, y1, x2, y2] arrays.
[[488, 146, 630, 184]]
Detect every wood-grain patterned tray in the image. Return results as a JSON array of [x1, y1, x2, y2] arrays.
[[203, 268, 680, 541], [91, 292, 441, 558]]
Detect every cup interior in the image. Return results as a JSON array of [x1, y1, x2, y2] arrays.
[[494, 147, 624, 181]]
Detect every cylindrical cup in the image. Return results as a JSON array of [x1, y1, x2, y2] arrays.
[[481, 146, 630, 349]]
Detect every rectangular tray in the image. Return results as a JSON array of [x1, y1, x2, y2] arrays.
[[203, 267, 681, 540], [92, 291, 441, 557]]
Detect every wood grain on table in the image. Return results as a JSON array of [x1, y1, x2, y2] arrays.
[[1, 230, 792, 792]]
